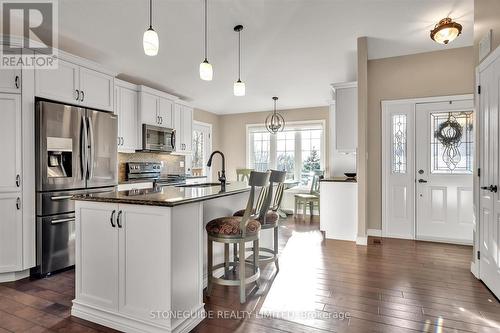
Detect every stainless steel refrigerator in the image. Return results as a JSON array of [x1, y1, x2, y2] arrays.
[[33, 100, 118, 277]]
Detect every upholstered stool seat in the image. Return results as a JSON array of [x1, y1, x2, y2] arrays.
[[233, 209, 279, 228], [206, 216, 261, 237]]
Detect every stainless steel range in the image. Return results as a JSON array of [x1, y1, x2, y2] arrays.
[[126, 162, 186, 186], [32, 100, 118, 277]]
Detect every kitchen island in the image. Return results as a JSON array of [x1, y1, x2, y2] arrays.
[[71, 182, 270, 333]]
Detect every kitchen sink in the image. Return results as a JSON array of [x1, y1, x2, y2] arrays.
[[175, 182, 226, 188]]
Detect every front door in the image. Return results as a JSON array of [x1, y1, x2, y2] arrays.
[[479, 49, 500, 298], [189, 122, 212, 179], [415, 100, 474, 244]]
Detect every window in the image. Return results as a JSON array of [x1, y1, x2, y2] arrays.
[[247, 121, 325, 181], [192, 130, 204, 170], [391, 114, 407, 174]]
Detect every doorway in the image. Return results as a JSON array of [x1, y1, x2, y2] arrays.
[[189, 121, 212, 180], [382, 96, 474, 244]]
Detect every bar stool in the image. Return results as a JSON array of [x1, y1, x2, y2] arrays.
[[233, 170, 287, 271], [205, 171, 271, 303]]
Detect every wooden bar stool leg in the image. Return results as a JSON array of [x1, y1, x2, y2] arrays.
[[233, 243, 238, 265], [254, 239, 260, 288], [207, 239, 213, 296], [273, 226, 279, 271], [239, 240, 246, 303], [224, 243, 230, 278], [310, 202, 314, 217]]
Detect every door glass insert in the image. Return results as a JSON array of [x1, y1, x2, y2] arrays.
[[430, 111, 473, 174], [192, 129, 204, 175], [392, 114, 407, 174]]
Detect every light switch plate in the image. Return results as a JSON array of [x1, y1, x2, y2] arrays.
[[479, 30, 492, 62]]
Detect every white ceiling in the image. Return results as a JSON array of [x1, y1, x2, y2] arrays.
[[54, 0, 473, 114]]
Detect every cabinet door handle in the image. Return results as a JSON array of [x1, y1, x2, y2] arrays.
[[16, 197, 21, 210], [110, 210, 116, 227], [80, 90, 85, 102], [50, 195, 73, 201], [157, 116, 160, 124], [117, 210, 123, 228], [16, 174, 21, 187], [15, 75, 20, 89], [75, 89, 80, 100], [121, 137, 124, 146]]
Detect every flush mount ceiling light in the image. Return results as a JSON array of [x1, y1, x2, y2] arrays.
[[199, 0, 213, 81], [266, 97, 285, 134], [143, 0, 159, 56], [430, 17, 462, 45], [233, 25, 245, 96]]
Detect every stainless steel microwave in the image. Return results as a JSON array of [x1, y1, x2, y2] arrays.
[[141, 124, 175, 153]]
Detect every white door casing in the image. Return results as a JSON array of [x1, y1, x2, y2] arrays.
[[478, 46, 500, 298], [382, 101, 415, 239], [415, 100, 474, 244]]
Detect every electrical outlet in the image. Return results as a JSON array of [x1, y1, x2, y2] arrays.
[[180, 161, 184, 167]]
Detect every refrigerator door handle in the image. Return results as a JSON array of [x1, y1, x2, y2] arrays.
[[80, 115, 88, 180], [87, 115, 95, 180]]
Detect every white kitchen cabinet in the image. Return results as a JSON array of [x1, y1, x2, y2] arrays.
[[79, 67, 114, 111], [173, 103, 193, 153], [332, 82, 357, 152], [115, 81, 138, 153], [75, 201, 172, 324], [35, 58, 114, 111], [118, 204, 171, 322], [35, 58, 79, 105], [0, 49, 22, 93], [0, 193, 23, 273], [0, 94, 22, 193], [75, 202, 119, 311], [138, 91, 158, 126], [158, 97, 173, 128]]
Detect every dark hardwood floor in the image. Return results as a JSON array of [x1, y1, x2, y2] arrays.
[[0, 215, 498, 333]]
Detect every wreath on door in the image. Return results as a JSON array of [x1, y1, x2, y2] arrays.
[[434, 113, 463, 171]]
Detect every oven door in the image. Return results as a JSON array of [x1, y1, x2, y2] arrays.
[[142, 124, 175, 152]]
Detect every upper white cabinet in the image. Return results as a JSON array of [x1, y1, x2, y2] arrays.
[[35, 57, 114, 111], [332, 82, 357, 152], [0, 94, 22, 193], [0, 50, 22, 93], [115, 80, 138, 153], [173, 102, 193, 153], [138, 86, 174, 128]]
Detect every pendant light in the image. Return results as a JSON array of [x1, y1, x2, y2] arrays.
[[233, 25, 245, 96], [266, 97, 285, 134], [143, 0, 159, 56], [430, 18, 462, 45], [199, 0, 213, 80]]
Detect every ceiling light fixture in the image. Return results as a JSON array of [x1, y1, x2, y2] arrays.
[[266, 97, 285, 134], [199, 0, 213, 80], [430, 17, 462, 45], [143, 0, 159, 56], [233, 25, 245, 96]]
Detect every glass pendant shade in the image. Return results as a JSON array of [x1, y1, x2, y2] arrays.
[[234, 80, 245, 96], [143, 27, 159, 56], [199, 60, 213, 81], [430, 18, 462, 45]]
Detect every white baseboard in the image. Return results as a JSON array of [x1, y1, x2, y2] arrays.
[[367, 229, 382, 237], [356, 236, 367, 246], [0, 269, 30, 283]]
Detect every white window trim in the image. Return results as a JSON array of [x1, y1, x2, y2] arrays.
[[245, 120, 326, 176]]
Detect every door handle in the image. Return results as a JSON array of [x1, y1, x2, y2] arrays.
[[75, 89, 80, 101], [418, 179, 428, 183], [15, 75, 20, 89], [110, 210, 116, 227], [81, 115, 88, 180], [50, 195, 73, 201], [87, 116, 95, 179], [16, 197, 21, 210], [16, 174, 20, 187], [51, 218, 75, 224], [80, 90, 85, 102], [481, 185, 498, 193], [116, 210, 123, 228]]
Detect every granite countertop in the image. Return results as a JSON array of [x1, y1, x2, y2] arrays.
[[320, 177, 357, 183], [73, 181, 250, 207]]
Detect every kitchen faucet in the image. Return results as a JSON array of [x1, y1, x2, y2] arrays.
[[207, 150, 226, 190]]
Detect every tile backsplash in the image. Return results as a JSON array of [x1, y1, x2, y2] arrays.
[[118, 152, 185, 182]]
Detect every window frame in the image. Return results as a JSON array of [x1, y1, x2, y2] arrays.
[[246, 120, 326, 180]]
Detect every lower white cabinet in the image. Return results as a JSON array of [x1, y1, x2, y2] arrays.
[[75, 201, 172, 326], [0, 193, 23, 273]]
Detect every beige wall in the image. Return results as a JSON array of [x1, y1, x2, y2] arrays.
[[193, 108, 222, 180], [474, 0, 500, 65], [357, 37, 368, 239], [218, 106, 330, 180], [367, 47, 474, 230]]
